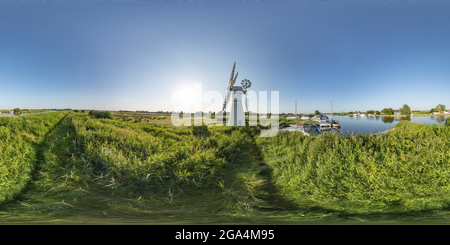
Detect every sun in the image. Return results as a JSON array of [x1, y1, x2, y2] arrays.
[[171, 87, 194, 113]]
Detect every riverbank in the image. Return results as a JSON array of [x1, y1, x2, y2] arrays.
[[352, 114, 450, 117], [257, 120, 450, 214]]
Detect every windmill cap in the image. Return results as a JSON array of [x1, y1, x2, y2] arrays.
[[230, 86, 244, 91]]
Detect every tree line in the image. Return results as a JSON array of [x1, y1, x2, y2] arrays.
[[347, 104, 447, 116]]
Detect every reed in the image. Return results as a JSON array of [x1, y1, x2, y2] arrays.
[[256, 120, 450, 212], [0, 112, 67, 203]]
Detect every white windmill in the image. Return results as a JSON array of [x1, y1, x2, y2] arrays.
[[222, 62, 251, 126]]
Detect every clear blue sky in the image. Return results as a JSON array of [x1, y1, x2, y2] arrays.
[[1, 1, 450, 114]]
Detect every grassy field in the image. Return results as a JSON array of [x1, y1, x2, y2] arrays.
[[0, 111, 67, 203], [2, 111, 450, 224], [257, 120, 450, 213], [0, 111, 268, 223]]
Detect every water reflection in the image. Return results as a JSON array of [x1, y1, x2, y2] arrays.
[[398, 117, 411, 121], [0, 110, 57, 117], [324, 115, 450, 136], [435, 115, 446, 123], [381, 117, 394, 123]]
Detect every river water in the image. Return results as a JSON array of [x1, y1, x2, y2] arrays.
[[325, 115, 450, 136], [0, 110, 58, 117]]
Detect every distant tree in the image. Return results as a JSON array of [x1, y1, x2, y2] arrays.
[[367, 110, 375, 115], [399, 104, 411, 115], [436, 104, 446, 113], [375, 110, 380, 115], [430, 108, 436, 114], [13, 108, 21, 115], [314, 110, 320, 115], [382, 108, 394, 116]]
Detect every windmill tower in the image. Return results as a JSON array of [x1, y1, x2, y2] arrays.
[[222, 62, 251, 126]]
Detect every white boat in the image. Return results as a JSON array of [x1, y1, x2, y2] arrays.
[[331, 119, 340, 127], [313, 115, 330, 122], [318, 120, 332, 127], [360, 114, 366, 117], [283, 124, 338, 136], [301, 116, 311, 120]]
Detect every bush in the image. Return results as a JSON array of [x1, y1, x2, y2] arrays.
[[89, 110, 114, 119], [13, 108, 21, 115], [445, 117, 450, 127]]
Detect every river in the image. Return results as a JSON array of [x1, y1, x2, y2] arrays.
[[325, 115, 450, 135]]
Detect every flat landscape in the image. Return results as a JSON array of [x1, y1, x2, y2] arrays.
[[2, 1, 450, 227], [2, 110, 450, 224]]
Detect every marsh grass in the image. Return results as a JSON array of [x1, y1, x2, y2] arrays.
[[0, 113, 268, 222], [5, 112, 450, 223], [256, 120, 450, 213], [0, 112, 67, 204]]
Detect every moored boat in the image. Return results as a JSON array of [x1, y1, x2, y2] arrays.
[[331, 120, 340, 127], [318, 120, 332, 127]]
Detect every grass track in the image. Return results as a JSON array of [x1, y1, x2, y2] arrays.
[[3, 114, 450, 224], [0, 113, 272, 223]]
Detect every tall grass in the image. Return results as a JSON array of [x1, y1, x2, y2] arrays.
[[67, 114, 251, 194], [256, 120, 450, 212], [0, 112, 67, 203], [3, 113, 265, 219]]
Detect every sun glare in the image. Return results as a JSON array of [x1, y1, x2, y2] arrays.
[[172, 87, 194, 113]]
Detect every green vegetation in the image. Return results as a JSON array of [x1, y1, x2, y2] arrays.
[[13, 108, 21, 115], [0, 111, 67, 203], [70, 114, 251, 191], [257, 120, 450, 213], [400, 104, 411, 115], [89, 110, 114, 119], [382, 108, 394, 116], [436, 104, 446, 113], [0, 112, 267, 222], [3, 110, 450, 223], [413, 110, 431, 115]]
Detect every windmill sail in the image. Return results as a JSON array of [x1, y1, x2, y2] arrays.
[[229, 62, 238, 89], [222, 90, 231, 113]]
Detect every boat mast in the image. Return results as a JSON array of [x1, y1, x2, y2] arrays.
[[295, 99, 297, 126], [330, 97, 333, 121]]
